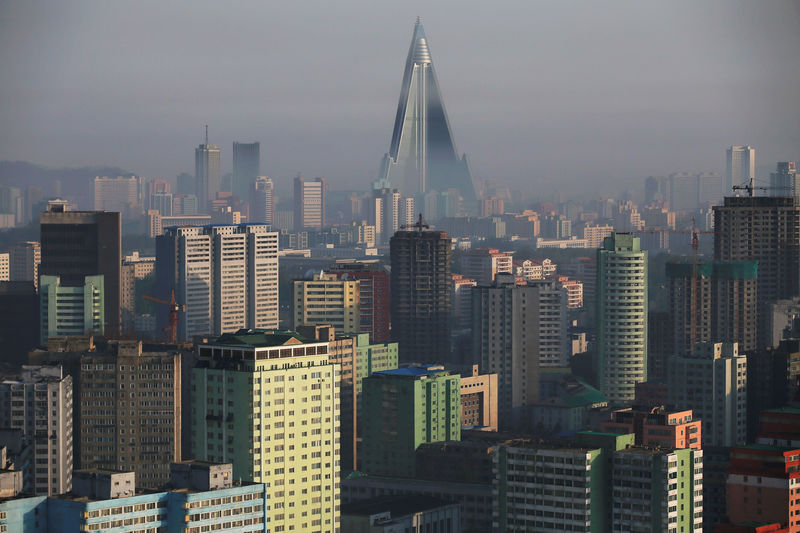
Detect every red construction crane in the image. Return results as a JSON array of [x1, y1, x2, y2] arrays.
[[143, 289, 186, 343]]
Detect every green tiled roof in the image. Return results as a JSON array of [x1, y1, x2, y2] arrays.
[[213, 329, 308, 347]]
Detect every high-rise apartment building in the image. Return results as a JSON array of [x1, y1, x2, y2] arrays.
[[149, 191, 173, 216], [667, 260, 758, 355], [156, 224, 279, 339], [390, 225, 451, 363], [602, 406, 702, 449], [9, 241, 40, 290], [192, 330, 341, 532], [292, 271, 361, 334], [293, 176, 326, 230], [451, 273, 476, 333], [583, 223, 615, 248], [668, 342, 747, 447], [460, 247, 513, 286], [0, 365, 72, 495], [195, 129, 221, 213], [726, 145, 755, 193], [472, 275, 568, 428], [361, 366, 460, 478], [379, 20, 476, 211], [39, 275, 104, 343], [251, 176, 274, 225], [40, 205, 121, 335], [329, 260, 391, 343], [232, 141, 260, 199], [596, 233, 648, 404], [78, 341, 181, 488], [714, 195, 800, 348], [612, 447, 704, 533], [93, 176, 140, 214]]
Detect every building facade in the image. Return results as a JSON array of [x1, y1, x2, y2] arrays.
[[39, 275, 104, 343], [293, 177, 326, 230], [192, 330, 340, 532], [0, 365, 72, 495], [251, 176, 274, 225], [460, 248, 513, 286], [361, 366, 460, 478], [596, 233, 648, 404], [40, 205, 121, 336], [329, 261, 391, 343], [668, 342, 747, 447], [156, 224, 279, 339], [93, 176, 139, 214], [292, 271, 360, 334], [9, 241, 40, 290], [195, 132, 221, 213], [390, 227, 451, 363], [472, 275, 568, 428], [232, 141, 260, 199]]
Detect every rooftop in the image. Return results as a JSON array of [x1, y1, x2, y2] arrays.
[[211, 329, 310, 347], [342, 495, 453, 518], [373, 365, 450, 378]]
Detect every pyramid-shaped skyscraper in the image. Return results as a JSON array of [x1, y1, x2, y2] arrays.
[[380, 19, 477, 213]]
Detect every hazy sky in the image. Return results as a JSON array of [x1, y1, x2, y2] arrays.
[[1, 1, 799, 196]]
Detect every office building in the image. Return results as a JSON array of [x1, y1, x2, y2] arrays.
[[602, 406, 702, 449], [172, 193, 199, 215], [77, 341, 181, 488], [0, 365, 72, 495], [714, 195, 800, 348], [93, 176, 139, 214], [667, 260, 759, 355], [39, 275, 104, 343], [251, 176, 274, 225], [460, 247, 512, 286], [192, 329, 340, 532], [390, 225, 451, 363], [472, 275, 568, 428], [293, 176, 326, 230], [596, 233, 648, 404], [770, 161, 799, 196], [0, 463, 267, 533], [195, 128, 221, 213], [361, 366, 460, 478], [292, 271, 360, 334], [40, 205, 121, 335], [232, 141, 260, 199], [612, 447, 703, 533], [156, 224, 279, 339], [329, 260, 391, 343], [9, 241, 40, 290], [726, 145, 755, 193], [379, 19, 476, 212], [668, 342, 747, 447], [342, 496, 461, 533]]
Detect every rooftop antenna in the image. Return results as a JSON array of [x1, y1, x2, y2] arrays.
[[205, 124, 209, 145]]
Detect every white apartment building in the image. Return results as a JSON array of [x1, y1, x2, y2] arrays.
[[668, 341, 747, 447], [156, 224, 278, 340], [472, 275, 568, 428], [252, 176, 275, 225], [0, 365, 73, 495]]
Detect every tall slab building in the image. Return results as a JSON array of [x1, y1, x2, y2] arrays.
[[714, 195, 800, 348], [379, 19, 476, 214], [390, 224, 451, 363], [232, 141, 260, 199], [726, 145, 754, 194], [596, 233, 648, 405], [195, 127, 221, 213], [156, 224, 279, 339]]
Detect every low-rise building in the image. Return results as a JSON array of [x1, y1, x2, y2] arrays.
[[342, 496, 461, 533]]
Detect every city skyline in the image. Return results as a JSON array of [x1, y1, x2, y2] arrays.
[[1, 2, 799, 196]]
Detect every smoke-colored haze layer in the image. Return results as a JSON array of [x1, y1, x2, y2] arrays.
[[1, 0, 799, 196]]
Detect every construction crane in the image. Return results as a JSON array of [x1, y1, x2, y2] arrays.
[[732, 175, 790, 197], [143, 289, 186, 343], [401, 213, 430, 232]]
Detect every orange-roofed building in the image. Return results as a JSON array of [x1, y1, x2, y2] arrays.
[[602, 406, 702, 449]]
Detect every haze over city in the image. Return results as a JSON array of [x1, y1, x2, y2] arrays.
[[2, 1, 799, 196]]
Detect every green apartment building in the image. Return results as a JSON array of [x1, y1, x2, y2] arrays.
[[39, 274, 104, 343], [596, 233, 648, 404], [361, 365, 460, 478], [493, 432, 634, 533], [191, 329, 340, 533]]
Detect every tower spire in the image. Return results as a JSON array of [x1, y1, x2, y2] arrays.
[[205, 124, 208, 146]]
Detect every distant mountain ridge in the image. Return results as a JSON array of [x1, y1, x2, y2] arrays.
[[0, 161, 132, 209]]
